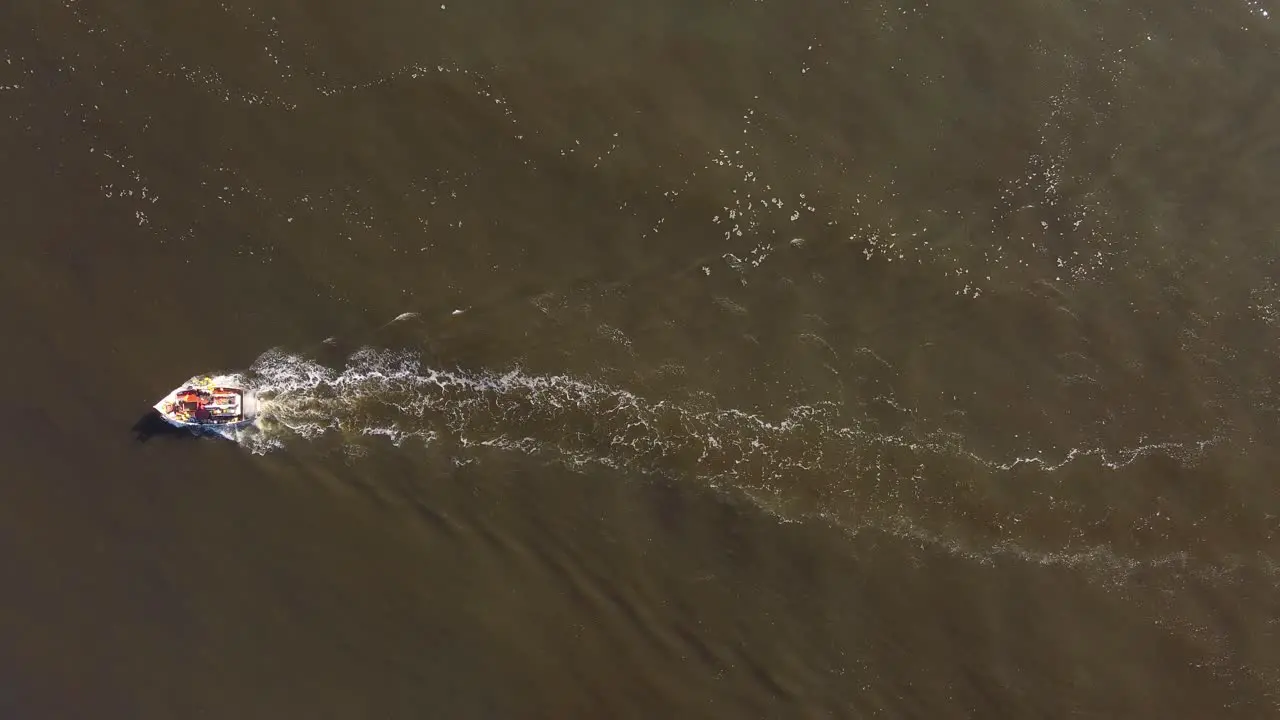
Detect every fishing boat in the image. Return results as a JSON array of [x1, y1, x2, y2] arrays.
[[153, 376, 258, 432]]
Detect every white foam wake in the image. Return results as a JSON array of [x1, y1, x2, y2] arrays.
[[232, 347, 1236, 548], [221, 345, 1278, 699], [224, 347, 1259, 591]]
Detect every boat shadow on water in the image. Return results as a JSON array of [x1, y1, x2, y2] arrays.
[[131, 410, 203, 443]]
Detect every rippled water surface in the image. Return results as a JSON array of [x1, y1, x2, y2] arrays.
[[3, 0, 1280, 717]]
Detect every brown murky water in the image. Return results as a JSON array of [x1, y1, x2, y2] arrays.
[[3, 0, 1280, 717]]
